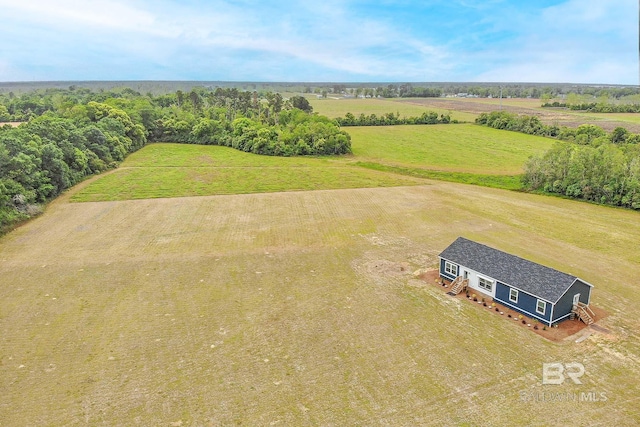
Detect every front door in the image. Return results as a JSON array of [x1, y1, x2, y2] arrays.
[[573, 293, 580, 306], [463, 270, 469, 280]]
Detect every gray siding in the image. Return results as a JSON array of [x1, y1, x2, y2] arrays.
[[552, 279, 592, 323]]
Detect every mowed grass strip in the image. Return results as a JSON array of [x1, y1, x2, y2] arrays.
[[71, 158, 428, 202], [346, 123, 555, 175], [122, 142, 334, 168]]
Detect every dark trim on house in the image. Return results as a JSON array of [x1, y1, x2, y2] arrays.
[[438, 237, 594, 326]]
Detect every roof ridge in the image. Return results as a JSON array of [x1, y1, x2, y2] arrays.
[[440, 237, 581, 303], [455, 236, 577, 280]]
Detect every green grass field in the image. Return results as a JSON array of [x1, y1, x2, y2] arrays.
[[71, 144, 429, 202], [72, 165, 430, 201], [347, 124, 554, 175], [72, 123, 555, 202], [121, 143, 331, 168]]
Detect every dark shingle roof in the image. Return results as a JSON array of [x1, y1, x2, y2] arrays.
[[439, 237, 579, 303]]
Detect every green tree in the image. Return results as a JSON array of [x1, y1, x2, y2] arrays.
[[290, 96, 313, 113], [0, 105, 11, 121], [611, 127, 629, 144]]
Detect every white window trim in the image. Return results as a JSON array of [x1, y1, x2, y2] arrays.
[[478, 276, 493, 292], [444, 261, 457, 276], [509, 288, 518, 303], [536, 299, 546, 315]]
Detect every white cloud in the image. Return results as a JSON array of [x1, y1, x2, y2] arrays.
[[469, 0, 637, 84], [150, 1, 451, 79], [0, 0, 634, 82], [0, 0, 468, 80], [0, 0, 180, 37], [542, 0, 636, 34]]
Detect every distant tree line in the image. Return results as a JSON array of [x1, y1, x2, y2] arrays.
[[301, 83, 639, 100], [303, 84, 443, 99], [542, 101, 640, 113], [475, 111, 640, 209], [336, 111, 451, 126], [374, 84, 441, 98], [476, 111, 640, 144], [0, 88, 350, 232], [475, 111, 561, 137], [4, 81, 638, 101]]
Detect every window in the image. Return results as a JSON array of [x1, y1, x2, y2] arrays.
[[478, 277, 493, 292], [444, 261, 457, 276], [509, 288, 518, 303], [536, 300, 546, 315]]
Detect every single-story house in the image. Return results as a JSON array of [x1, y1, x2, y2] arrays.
[[439, 237, 594, 326]]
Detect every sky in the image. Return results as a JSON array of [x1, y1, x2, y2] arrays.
[[0, 0, 637, 84]]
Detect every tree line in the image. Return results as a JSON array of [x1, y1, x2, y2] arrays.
[[303, 83, 442, 98], [476, 111, 640, 144], [336, 111, 452, 126], [542, 101, 640, 113], [0, 88, 351, 232], [523, 142, 640, 209], [475, 111, 640, 209], [0, 101, 147, 230]]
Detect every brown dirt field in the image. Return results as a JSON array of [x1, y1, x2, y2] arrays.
[[397, 98, 640, 133], [1, 181, 639, 425]]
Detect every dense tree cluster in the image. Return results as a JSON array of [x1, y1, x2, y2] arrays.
[[336, 111, 451, 126], [148, 91, 350, 155], [524, 143, 640, 209], [475, 111, 560, 137], [475, 111, 640, 209], [0, 102, 146, 229], [0, 88, 351, 231]]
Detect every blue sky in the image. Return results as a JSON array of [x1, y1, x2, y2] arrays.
[[0, 0, 636, 83]]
